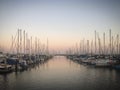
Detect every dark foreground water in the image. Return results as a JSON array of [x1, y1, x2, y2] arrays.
[[0, 56, 120, 90]]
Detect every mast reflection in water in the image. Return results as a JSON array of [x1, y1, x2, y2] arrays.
[[0, 56, 120, 90]]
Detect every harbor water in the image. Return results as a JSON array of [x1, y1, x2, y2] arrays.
[[0, 56, 120, 90]]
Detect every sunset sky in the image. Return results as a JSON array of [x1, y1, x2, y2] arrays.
[[0, 0, 120, 53]]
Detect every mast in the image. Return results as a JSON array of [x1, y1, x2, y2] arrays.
[[116, 34, 119, 55], [111, 36, 114, 55], [119, 43, 120, 55], [79, 41, 82, 55], [28, 38, 30, 55], [11, 35, 13, 54], [91, 40, 93, 55], [23, 30, 25, 54], [98, 37, 100, 55], [83, 38, 84, 55], [35, 37, 37, 55], [26, 33, 28, 54], [103, 32, 105, 55], [97, 33, 101, 55], [17, 29, 20, 56], [30, 36, 32, 54], [87, 40, 89, 55], [16, 29, 20, 71], [47, 38, 49, 55], [109, 29, 111, 56], [95, 30, 96, 54], [38, 39, 40, 55], [20, 29, 22, 55]]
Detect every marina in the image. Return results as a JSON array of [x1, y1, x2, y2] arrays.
[[0, 27, 120, 90], [0, 0, 120, 90], [0, 28, 120, 90]]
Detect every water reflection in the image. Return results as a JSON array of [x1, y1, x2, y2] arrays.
[[0, 56, 120, 90], [0, 74, 8, 90]]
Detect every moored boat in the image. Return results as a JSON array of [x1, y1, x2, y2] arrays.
[[0, 64, 13, 73], [0, 52, 13, 73], [95, 59, 111, 67]]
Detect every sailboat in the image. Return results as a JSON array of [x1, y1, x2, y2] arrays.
[[0, 52, 13, 73]]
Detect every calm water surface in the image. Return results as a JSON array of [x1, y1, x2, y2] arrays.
[[0, 56, 120, 90]]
